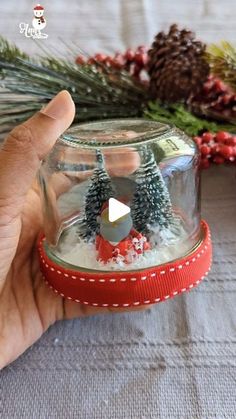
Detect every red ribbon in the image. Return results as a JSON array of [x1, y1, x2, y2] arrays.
[[38, 220, 212, 308]]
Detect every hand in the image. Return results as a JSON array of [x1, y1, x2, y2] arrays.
[[0, 91, 139, 369]]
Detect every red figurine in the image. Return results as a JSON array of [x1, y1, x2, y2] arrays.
[[96, 203, 150, 264]]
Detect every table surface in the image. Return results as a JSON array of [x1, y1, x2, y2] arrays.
[[1, 1, 236, 417]]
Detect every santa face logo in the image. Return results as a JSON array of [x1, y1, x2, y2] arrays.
[[19, 4, 48, 39]]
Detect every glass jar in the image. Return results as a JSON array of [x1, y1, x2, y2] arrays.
[[37, 119, 212, 307]]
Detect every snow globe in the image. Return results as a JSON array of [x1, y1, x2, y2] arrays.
[[37, 119, 212, 308]]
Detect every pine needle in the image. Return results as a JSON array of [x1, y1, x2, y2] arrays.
[[206, 41, 236, 91], [0, 37, 28, 61], [0, 37, 148, 135]]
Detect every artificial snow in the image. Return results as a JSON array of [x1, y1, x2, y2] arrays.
[[54, 222, 196, 271]]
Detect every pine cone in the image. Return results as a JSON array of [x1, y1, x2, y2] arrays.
[[148, 24, 210, 103]]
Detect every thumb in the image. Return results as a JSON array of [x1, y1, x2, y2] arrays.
[[0, 90, 75, 219]]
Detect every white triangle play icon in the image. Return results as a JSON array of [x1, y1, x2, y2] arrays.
[[108, 198, 130, 222]]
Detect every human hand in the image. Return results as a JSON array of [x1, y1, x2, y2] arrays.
[[0, 91, 141, 369]]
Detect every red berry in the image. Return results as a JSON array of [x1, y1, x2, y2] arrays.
[[193, 136, 202, 147], [104, 56, 114, 66], [213, 156, 225, 164], [94, 53, 107, 62], [76, 55, 85, 65], [200, 158, 210, 169], [133, 64, 142, 78], [134, 52, 148, 66], [200, 145, 211, 156], [113, 53, 125, 67], [87, 57, 96, 65], [219, 145, 234, 159], [125, 48, 135, 61], [203, 80, 214, 93], [211, 144, 220, 154], [202, 132, 214, 143], [225, 136, 236, 146], [215, 79, 227, 93], [222, 94, 233, 105], [215, 131, 231, 142]]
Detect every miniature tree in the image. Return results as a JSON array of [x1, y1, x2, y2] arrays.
[[80, 150, 115, 239], [131, 146, 174, 234]]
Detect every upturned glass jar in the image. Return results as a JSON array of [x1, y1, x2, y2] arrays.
[[37, 119, 212, 308]]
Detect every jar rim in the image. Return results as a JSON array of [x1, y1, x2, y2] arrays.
[[60, 118, 175, 149]]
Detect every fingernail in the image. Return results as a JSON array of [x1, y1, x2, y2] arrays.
[[40, 91, 73, 120]]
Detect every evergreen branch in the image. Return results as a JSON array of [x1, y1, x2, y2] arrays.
[[0, 37, 149, 135], [206, 42, 236, 91], [145, 101, 236, 136], [0, 36, 28, 61]]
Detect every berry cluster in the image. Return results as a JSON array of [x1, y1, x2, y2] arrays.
[[192, 75, 236, 123], [75, 48, 235, 170], [76, 46, 149, 80], [76, 49, 236, 120], [193, 131, 236, 169]]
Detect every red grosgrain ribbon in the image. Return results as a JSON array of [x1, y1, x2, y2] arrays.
[[38, 220, 212, 308]]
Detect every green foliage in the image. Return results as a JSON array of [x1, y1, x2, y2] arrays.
[[145, 101, 236, 136], [131, 146, 173, 234], [206, 41, 236, 91], [0, 36, 235, 138], [0, 36, 28, 61], [0, 37, 148, 135], [80, 151, 116, 239]]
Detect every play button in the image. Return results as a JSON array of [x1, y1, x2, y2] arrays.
[[108, 198, 130, 222]]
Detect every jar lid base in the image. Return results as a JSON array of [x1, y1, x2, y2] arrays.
[[37, 220, 212, 308]]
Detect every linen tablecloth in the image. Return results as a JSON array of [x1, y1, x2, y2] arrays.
[[1, 165, 236, 418], [1, 0, 236, 416]]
